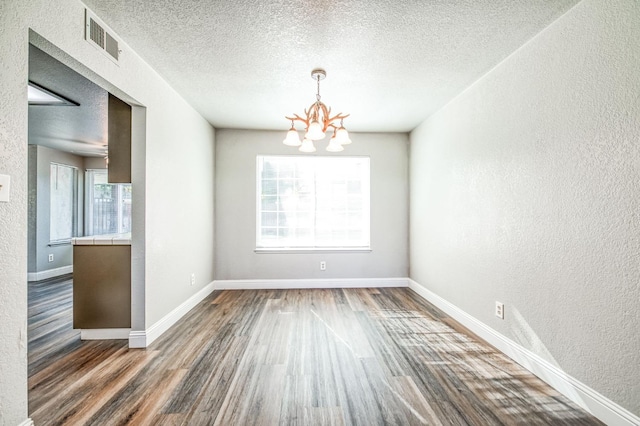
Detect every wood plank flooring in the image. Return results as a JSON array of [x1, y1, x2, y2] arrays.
[[28, 274, 82, 376], [28, 282, 604, 425]]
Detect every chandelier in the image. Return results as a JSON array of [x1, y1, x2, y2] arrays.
[[283, 68, 351, 152]]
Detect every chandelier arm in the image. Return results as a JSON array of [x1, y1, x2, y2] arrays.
[[285, 114, 310, 127], [317, 102, 329, 114], [324, 113, 351, 131], [327, 113, 350, 122], [286, 112, 349, 131]]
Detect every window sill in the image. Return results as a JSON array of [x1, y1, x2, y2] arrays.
[[255, 247, 371, 254], [48, 239, 72, 247]]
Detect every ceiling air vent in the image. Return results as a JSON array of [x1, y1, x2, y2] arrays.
[[85, 9, 120, 64]]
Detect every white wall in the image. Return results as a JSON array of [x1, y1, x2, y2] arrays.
[[0, 1, 215, 423], [215, 130, 408, 281], [410, 0, 640, 416]]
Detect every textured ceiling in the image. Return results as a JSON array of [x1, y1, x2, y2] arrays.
[[29, 45, 108, 157], [82, 0, 580, 132]]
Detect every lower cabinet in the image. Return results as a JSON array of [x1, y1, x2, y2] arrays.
[[73, 245, 131, 329]]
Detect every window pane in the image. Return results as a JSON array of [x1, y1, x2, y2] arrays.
[[261, 212, 277, 227], [261, 161, 277, 179], [278, 162, 295, 179], [50, 163, 77, 241], [347, 180, 361, 193], [256, 155, 370, 249], [278, 228, 291, 238], [263, 227, 277, 237], [261, 196, 278, 211], [120, 185, 132, 233], [86, 169, 132, 236], [262, 179, 277, 195]]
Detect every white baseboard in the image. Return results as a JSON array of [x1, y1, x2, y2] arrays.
[[128, 330, 147, 349], [128, 281, 217, 348], [18, 419, 34, 426], [408, 279, 640, 426], [80, 328, 130, 340], [27, 265, 73, 282], [212, 277, 409, 290]]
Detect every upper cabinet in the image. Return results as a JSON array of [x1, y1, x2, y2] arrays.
[[108, 94, 132, 183]]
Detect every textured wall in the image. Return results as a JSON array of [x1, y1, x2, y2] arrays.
[[0, 1, 30, 422], [410, 0, 640, 415], [1, 1, 215, 423], [215, 130, 408, 280]]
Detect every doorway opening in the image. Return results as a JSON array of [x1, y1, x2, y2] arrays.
[[26, 39, 144, 382]]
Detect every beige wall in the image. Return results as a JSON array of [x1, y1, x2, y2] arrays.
[[215, 130, 408, 281], [410, 0, 640, 415]]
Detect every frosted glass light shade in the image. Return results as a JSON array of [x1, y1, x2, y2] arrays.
[[283, 129, 302, 146], [299, 138, 316, 153], [306, 121, 325, 140], [326, 137, 344, 152], [334, 127, 351, 145]]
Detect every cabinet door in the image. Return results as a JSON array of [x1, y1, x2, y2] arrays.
[[73, 245, 131, 329], [107, 93, 131, 183]]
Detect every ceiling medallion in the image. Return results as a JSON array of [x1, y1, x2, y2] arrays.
[[283, 68, 351, 152]]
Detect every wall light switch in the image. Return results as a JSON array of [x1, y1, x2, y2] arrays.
[[0, 174, 10, 202]]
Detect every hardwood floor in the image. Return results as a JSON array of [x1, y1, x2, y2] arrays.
[[28, 274, 82, 376], [28, 284, 604, 425]]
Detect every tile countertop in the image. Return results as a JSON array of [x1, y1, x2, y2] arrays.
[[72, 232, 132, 245]]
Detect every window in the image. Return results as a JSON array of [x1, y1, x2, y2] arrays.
[[85, 169, 132, 235], [257, 155, 370, 250], [50, 163, 78, 243]]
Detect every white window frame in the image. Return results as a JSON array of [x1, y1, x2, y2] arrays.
[[256, 155, 370, 252]]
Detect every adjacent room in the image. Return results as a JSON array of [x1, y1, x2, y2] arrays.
[[1, 0, 638, 425]]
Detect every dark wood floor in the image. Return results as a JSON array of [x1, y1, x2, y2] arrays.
[[28, 281, 603, 425]]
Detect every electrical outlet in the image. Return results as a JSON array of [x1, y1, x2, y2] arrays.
[[190, 273, 196, 286], [495, 301, 504, 319], [48, 254, 54, 262], [320, 261, 326, 271]]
